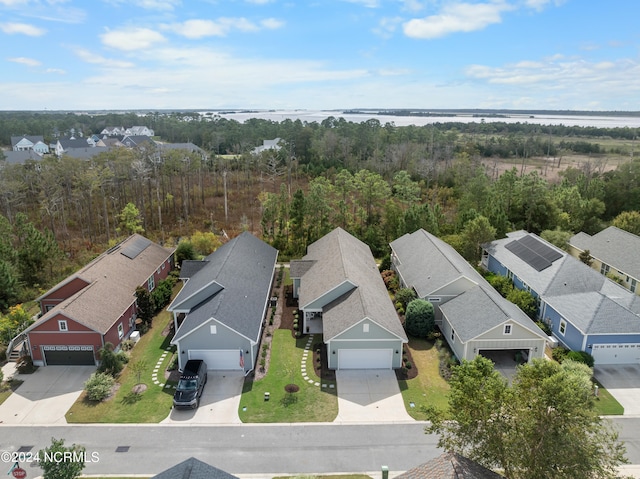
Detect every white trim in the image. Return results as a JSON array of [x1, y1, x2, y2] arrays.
[[301, 279, 357, 310], [167, 280, 224, 311], [325, 316, 408, 342], [559, 320, 567, 336]]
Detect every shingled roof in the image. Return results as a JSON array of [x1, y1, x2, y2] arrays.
[[28, 235, 173, 334], [170, 232, 278, 343], [152, 457, 239, 479], [395, 452, 504, 479], [570, 226, 640, 282], [297, 228, 407, 342]]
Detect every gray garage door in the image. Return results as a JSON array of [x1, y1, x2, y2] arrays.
[[43, 346, 95, 365]]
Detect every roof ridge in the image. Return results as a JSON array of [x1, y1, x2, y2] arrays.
[[420, 229, 468, 275]]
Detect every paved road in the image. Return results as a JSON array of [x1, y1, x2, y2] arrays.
[[2, 419, 639, 477], [0, 423, 440, 476]]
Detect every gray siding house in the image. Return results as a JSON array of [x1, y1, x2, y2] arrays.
[[390, 229, 547, 362], [291, 228, 407, 370], [168, 232, 277, 373]]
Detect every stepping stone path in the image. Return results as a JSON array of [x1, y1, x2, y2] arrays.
[[150, 347, 176, 389], [300, 334, 333, 389]]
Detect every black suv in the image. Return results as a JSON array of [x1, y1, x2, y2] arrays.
[[173, 359, 208, 409]]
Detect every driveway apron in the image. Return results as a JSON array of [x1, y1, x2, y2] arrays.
[[162, 370, 244, 424], [594, 365, 640, 415], [0, 365, 94, 424], [334, 369, 413, 423]]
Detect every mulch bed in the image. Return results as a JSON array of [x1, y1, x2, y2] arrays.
[[395, 343, 418, 380]]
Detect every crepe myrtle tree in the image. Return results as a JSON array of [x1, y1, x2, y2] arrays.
[[39, 437, 86, 479]]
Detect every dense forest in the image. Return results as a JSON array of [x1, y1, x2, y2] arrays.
[[1, 111, 640, 312]]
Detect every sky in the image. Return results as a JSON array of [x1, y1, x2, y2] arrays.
[[0, 0, 639, 111]]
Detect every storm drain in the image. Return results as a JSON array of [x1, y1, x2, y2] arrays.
[[17, 446, 33, 452], [115, 446, 130, 453]]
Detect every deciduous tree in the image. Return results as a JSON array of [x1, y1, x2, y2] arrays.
[[426, 357, 628, 479], [39, 437, 86, 479]]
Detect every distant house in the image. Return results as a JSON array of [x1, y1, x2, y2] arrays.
[[251, 138, 282, 155], [169, 232, 277, 373], [11, 135, 49, 154], [125, 126, 154, 137], [63, 146, 109, 160], [569, 226, 640, 295], [291, 228, 407, 370], [100, 126, 126, 137], [391, 229, 547, 363], [2, 150, 43, 165], [121, 135, 154, 148], [18, 235, 174, 366], [395, 452, 504, 479], [55, 137, 92, 157], [483, 230, 640, 364], [154, 142, 206, 159]]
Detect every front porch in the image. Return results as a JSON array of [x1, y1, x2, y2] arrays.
[[303, 310, 323, 334]]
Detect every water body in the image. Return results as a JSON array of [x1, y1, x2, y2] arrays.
[[207, 110, 640, 129]]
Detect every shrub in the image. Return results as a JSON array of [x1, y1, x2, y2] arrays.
[[378, 252, 391, 272], [506, 288, 538, 319], [395, 302, 405, 315], [120, 339, 135, 352], [535, 320, 552, 335], [0, 345, 6, 362], [395, 287, 417, 310], [16, 355, 35, 374], [405, 361, 412, 369], [486, 274, 513, 297], [84, 372, 115, 401], [381, 270, 399, 292], [0, 368, 3, 384], [175, 241, 196, 266], [97, 342, 125, 377], [405, 299, 435, 338], [567, 350, 595, 368], [151, 276, 176, 313], [552, 346, 569, 363]]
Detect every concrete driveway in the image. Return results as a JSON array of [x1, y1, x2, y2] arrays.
[[0, 365, 94, 424], [594, 364, 640, 415], [334, 369, 413, 423], [162, 370, 244, 424]]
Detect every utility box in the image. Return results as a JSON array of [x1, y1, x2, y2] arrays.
[[381, 466, 389, 479], [130, 331, 140, 343], [264, 392, 270, 401]]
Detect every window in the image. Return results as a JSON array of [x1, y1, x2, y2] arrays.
[[210, 325, 217, 335], [451, 329, 455, 341], [632, 279, 637, 293], [504, 324, 512, 335], [118, 323, 124, 339], [363, 323, 369, 333], [559, 320, 567, 336], [148, 275, 155, 291], [507, 270, 514, 281], [600, 263, 610, 275], [58, 320, 68, 331]]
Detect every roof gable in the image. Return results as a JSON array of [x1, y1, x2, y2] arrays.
[[27, 234, 173, 335], [299, 228, 407, 342], [171, 232, 277, 342], [395, 452, 504, 479], [152, 457, 239, 479], [570, 226, 640, 280]]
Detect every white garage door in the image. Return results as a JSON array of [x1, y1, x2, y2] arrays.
[[338, 349, 393, 369], [188, 349, 243, 370], [592, 344, 640, 365]]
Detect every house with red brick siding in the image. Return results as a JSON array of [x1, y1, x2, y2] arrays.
[[21, 235, 174, 366]]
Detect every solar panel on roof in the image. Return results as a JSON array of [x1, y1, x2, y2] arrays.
[[121, 236, 151, 259], [520, 235, 563, 263], [505, 238, 553, 272]]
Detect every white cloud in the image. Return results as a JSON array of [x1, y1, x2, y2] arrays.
[[403, 1, 514, 39], [102, 0, 180, 10], [0, 22, 46, 36], [45, 68, 66, 74], [524, 0, 566, 11], [398, 0, 425, 13], [8, 57, 41, 66], [261, 18, 285, 29], [0, 0, 28, 5], [74, 48, 135, 68], [373, 16, 403, 39], [100, 27, 166, 51], [163, 17, 284, 38], [342, 0, 381, 8]]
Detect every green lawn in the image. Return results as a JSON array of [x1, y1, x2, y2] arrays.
[[239, 330, 338, 422], [66, 309, 177, 423], [0, 379, 23, 406], [398, 338, 450, 420], [593, 380, 624, 415]]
